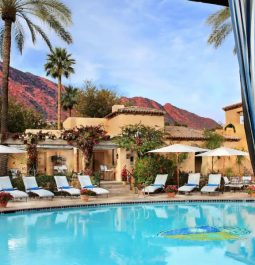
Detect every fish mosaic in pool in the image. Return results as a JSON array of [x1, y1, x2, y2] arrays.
[[1, 203, 255, 265], [158, 226, 251, 241]]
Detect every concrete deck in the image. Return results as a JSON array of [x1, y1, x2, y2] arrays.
[[1, 191, 255, 213]]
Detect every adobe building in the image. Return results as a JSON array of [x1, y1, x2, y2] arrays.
[[6, 103, 253, 180]]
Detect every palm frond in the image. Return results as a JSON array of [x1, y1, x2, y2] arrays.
[[33, 23, 53, 50], [44, 47, 75, 79], [22, 0, 72, 25], [18, 12, 36, 44], [206, 7, 232, 49], [208, 22, 232, 48], [14, 19, 25, 54], [206, 7, 230, 28]]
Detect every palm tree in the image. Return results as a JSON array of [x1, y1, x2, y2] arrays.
[[45, 48, 75, 129], [0, 0, 73, 135], [206, 7, 232, 50], [62, 85, 79, 117]]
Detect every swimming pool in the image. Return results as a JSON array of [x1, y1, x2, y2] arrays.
[[1, 202, 255, 265]]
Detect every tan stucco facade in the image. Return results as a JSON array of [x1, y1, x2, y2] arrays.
[[7, 103, 254, 180]]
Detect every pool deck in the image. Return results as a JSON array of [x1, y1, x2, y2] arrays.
[[1, 191, 255, 213]]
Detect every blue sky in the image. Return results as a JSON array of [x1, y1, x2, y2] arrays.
[[11, 0, 241, 123]]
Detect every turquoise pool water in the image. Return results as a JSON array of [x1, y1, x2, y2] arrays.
[[1, 203, 255, 265]]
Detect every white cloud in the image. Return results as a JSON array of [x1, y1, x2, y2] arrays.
[[10, 0, 240, 122]]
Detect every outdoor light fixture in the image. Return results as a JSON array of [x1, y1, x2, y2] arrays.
[[189, 0, 228, 6]]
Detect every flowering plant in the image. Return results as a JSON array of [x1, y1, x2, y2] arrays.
[[61, 126, 109, 170], [80, 189, 96, 196], [0, 192, 13, 203], [165, 185, 178, 193], [246, 185, 255, 194], [121, 166, 128, 181]]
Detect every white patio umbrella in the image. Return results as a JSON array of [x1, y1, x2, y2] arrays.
[[148, 144, 208, 187], [0, 145, 26, 154], [196, 147, 249, 172]]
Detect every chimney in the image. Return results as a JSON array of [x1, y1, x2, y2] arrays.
[[112, 105, 125, 113]]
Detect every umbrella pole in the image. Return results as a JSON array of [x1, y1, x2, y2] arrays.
[[176, 153, 180, 187], [211, 157, 214, 173]]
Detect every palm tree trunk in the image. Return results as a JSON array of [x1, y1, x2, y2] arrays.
[[0, 20, 12, 176], [57, 76, 62, 130], [1, 20, 12, 135], [69, 108, 72, 117]]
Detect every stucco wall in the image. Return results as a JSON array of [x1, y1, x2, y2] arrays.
[[106, 114, 164, 137], [63, 117, 106, 130]]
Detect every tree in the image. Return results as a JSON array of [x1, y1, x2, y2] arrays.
[[62, 85, 79, 117], [0, 98, 46, 133], [115, 124, 164, 158], [61, 126, 109, 170], [204, 129, 225, 149], [0, 0, 72, 135], [7, 100, 46, 133], [206, 7, 232, 50], [45, 48, 75, 129], [76, 81, 120, 118]]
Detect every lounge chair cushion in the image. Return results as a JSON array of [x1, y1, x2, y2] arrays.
[[83, 187, 109, 195], [178, 173, 201, 193], [0, 176, 28, 199], [78, 175, 109, 195], [178, 185, 197, 192], [54, 176, 80, 196], [7, 190, 28, 199], [201, 185, 219, 193], [142, 174, 168, 194], [23, 177, 54, 198]]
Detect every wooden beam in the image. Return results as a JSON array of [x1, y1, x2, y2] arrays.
[[189, 0, 229, 6]]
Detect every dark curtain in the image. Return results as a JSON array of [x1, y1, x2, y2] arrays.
[[229, 0, 255, 174]]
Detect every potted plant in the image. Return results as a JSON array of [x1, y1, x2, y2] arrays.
[[165, 185, 178, 198], [246, 185, 255, 197], [80, 189, 96, 201], [0, 192, 13, 208]]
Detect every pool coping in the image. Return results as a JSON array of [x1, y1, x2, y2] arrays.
[[1, 198, 255, 214]]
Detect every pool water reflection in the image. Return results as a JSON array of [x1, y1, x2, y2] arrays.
[[1, 203, 255, 265]]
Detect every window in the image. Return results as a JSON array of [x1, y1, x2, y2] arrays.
[[240, 112, 244, 124]]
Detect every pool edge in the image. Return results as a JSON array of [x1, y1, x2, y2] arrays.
[[1, 198, 255, 214]]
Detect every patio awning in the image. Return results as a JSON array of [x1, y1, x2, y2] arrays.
[[94, 142, 118, 151]]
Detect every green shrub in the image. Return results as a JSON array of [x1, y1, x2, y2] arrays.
[[12, 177, 26, 191], [91, 171, 101, 186], [134, 155, 174, 185]]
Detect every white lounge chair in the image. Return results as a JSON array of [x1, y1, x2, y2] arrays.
[[201, 174, 222, 194], [54, 176, 80, 196], [223, 176, 243, 190], [22, 176, 54, 199], [78, 175, 109, 195], [178, 173, 201, 193], [142, 174, 168, 194], [0, 176, 28, 200], [242, 176, 252, 185]]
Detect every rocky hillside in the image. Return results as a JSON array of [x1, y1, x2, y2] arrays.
[[0, 63, 218, 129]]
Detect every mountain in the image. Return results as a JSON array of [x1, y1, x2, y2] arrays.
[[121, 97, 219, 129], [0, 62, 59, 120], [0, 63, 218, 129]]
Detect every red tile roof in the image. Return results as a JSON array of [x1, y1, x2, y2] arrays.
[[105, 106, 165, 119], [223, 103, 242, 111], [165, 126, 240, 141]]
